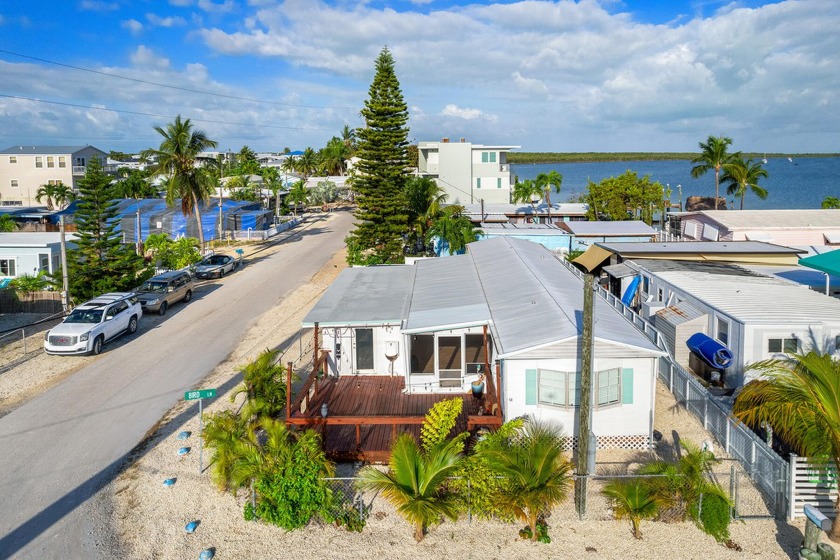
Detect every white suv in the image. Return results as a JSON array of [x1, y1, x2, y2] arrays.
[[44, 293, 143, 355]]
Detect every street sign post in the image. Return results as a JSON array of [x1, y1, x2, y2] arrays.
[[185, 388, 217, 474]]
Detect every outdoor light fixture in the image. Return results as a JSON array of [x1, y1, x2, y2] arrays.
[[320, 403, 328, 418]]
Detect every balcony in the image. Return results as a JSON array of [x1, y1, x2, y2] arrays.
[[72, 166, 86, 175]]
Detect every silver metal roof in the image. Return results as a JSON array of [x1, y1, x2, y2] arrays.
[[685, 209, 840, 229], [460, 202, 588, 216], [479, 223, 571, 236], [0, 232, 78, 246], [404, 253, 490, 332], [301, 265, 416, 327], [595, 241, 804, 255], [655, 301, 706, 326], [648, 267, 840, 325], [558, 220, 656, 236]]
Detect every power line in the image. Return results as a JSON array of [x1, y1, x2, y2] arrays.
[[0, 48, 358, 111], [0, 93, 339, 132]]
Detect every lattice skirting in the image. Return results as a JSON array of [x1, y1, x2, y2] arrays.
[[561, 434, 650, 451]]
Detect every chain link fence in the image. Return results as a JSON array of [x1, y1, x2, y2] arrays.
[[0, 312, 65, 371]]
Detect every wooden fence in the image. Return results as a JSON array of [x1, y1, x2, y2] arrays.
[[0, 290, 63, 314]]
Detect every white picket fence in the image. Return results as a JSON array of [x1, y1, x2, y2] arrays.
[[788, 455, 838, 519]]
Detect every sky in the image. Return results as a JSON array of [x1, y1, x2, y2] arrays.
[[0, 0, 838, 154]]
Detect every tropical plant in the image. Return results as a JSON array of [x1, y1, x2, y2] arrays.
[[733, 351, 840, 541], [261, 167, 283, 217], [318, 137, 350, 176], [426, 206, 481, 256], [450, 418, 524, 521], [404, 176, 447, 255], [35, 182, 75, 210], [143, 233, 201, 270], [310, 180, 338, 206], [691, 135, 736, 207], [721, 156, 769, 210], [203, 410, 248, 491], [113, 168, 157, 199], [638, 439, 721, 523], [67, 159, 148, 301], [535, 170, 562, 223], [9, 272, 49, 301], [141, 115, 219, 247], [340, 124, 357, 154], [0, 214, 17, 232], [601, 479, 663, 539], [478, 420, 573, 542], [579, 171, 664, 222], [231, 349, 289, 421], [822, 196, 840, 209], [511, 179, 543, 212], [287, 181, 309, 217], [420, 398, 467, 452], [345, 47, 410, 265], [356, 432, 463, 541]]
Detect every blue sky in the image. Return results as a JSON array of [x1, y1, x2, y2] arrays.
[[0, 0, 837, 154]]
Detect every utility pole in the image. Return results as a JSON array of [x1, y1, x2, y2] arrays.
[[575, 273, 595, 519], [59, 215, 70, 312]]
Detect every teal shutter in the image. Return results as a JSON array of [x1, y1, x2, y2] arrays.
[[621, 368, 634, 404], [525, 369, 537, 405]]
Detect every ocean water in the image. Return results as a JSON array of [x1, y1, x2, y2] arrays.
[[510, 157, 840, 210]]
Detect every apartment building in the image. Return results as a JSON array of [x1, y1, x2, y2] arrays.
[[0, 145, 108, 206], [416, 139, 520, 205]]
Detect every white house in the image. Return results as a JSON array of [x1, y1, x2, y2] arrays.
[[0, 145, 109, 206], [302, 236, 664, 450], [0, 232, 76, 280], [415, 139, 520, 205], [634, 259, 840, 387]]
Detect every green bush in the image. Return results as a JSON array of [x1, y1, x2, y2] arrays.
[[693, 492, 732, 543]]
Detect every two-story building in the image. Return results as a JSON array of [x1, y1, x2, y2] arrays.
[[416, 139, 520, 205], [0, 145, 109, 206]]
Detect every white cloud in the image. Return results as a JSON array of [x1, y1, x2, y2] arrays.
[[79, 1, 119, 12], [122, 19, 143, 36], [169, 0, 193, 6], [129, 46, 172, 70], [440, 104, 497, 121], [146, 13, 188, 27], [198, 0, 236, 13]]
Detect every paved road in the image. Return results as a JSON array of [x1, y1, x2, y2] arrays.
[[0, 211, 353, 559]]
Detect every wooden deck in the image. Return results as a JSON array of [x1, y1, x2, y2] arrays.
[[286, 375, 502, 463]]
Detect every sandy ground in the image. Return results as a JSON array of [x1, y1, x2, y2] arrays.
[[0, 228, 828, 559]]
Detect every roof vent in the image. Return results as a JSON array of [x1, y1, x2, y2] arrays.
[[460, 138, 466, 143], [441, 138, 449, 143]]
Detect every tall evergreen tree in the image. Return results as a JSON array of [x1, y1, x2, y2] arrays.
[[346, 47, 410, 265], [68, 159, 147, 301]]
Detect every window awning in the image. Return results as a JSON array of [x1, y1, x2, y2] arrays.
[[572, 245, 613, 272]]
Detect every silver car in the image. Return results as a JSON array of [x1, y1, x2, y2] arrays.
[[136, 270, 194, 315], [193, 254, 239, 279]]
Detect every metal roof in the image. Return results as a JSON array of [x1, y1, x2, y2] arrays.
[[603, 262, 638, 278], [0, 145, 104, 155], [655, 301, 706, 326], [460, 202, 588, 217], [0, 232, 78, 246], [595, 241, 804, 255], [557, 220, 656, 237], [479, 223, 571, 236], [301, 265, 416, 327], [647, 267, 840, 324], [404, 253, 490, 332], [630, 259, 768, 278], [685, 210, 840, 229], [467, 237, 662, 356]]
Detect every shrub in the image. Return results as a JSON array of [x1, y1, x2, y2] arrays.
[[693, 491, 732, 543]]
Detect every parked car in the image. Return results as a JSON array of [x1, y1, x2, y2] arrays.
[[135, 270, 194, 315], [193, 254, 239, 279], [44, 293, 143, 355]]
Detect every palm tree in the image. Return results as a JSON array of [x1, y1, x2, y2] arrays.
[[141, 115, 219, 247], [356, 432, 463, 541], [405, 177, 448, 254], [721, 156, 769, 210], [426, 206, 481, 256], [602, 479, 663, 539], [511, 179, 543, 220], [318, 137, 349, 176], [691, 135, 735, 208], [261, 167, 282, 218], [296, 147, 318, 180], [535, 171, 562, 224], [479, 421, 573, 542], [231, 349, 288, 420], [288, 181, 309, 217], [202, 410, 248, 491], [341, 124, 357, 155], [733, 351, 840, 541], [35, 182, 75, 210], [9, 272, 49, 302]]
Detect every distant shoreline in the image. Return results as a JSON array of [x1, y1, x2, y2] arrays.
[[507, 152, 840, 164]]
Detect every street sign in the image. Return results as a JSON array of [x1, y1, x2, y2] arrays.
[[185, 389, 216, 401]]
